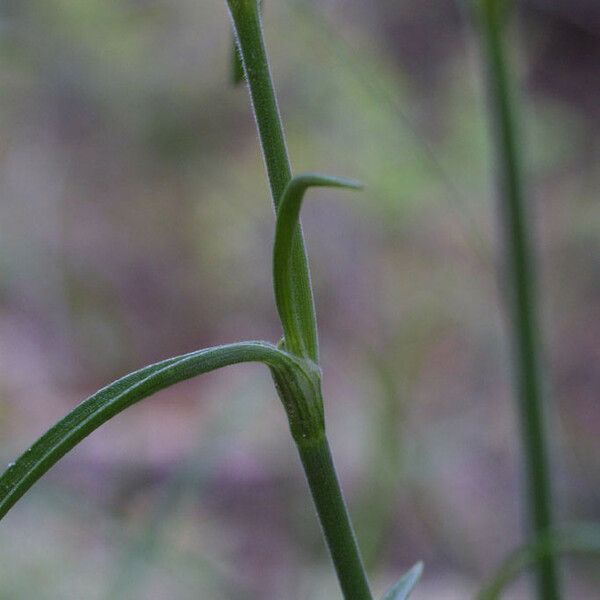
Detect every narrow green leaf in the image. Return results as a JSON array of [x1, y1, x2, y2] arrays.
[[477, 523, 600, 600], [273, 173, 362, 359], [381, 562, 423, 600], [0, 341, 301, 521]]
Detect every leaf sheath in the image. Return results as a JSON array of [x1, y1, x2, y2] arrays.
[[273, 173, 361, 358]]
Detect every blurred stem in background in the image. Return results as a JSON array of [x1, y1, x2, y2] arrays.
[[477, 523, 600, 600], [475, 1, 560, 598], [358, 354, 405, 570], [357, 326, 434, 570]]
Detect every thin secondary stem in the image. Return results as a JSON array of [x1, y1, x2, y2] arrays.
[[227, 0, 318, 363], [477, 523, 600, 600], [298, 435, 373, 600], [477, 2, 560, 598]]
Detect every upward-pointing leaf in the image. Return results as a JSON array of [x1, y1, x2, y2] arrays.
[[273, 173, 362, 360], [0, 341, 303, 522], [381, 562, 423, 600]]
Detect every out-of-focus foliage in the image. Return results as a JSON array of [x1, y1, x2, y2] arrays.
[[1, 0, 599, 598]]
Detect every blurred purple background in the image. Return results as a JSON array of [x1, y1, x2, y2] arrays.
[[0, 0, 599, 598]]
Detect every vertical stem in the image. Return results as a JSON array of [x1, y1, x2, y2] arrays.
[[298, 435, 373, 600], [227, 0, 318, 363], [477, 2, 560, 598], [226, 2, 373, 598]]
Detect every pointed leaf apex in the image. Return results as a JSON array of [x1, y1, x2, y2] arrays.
[[381, 562, 424, 600], [291, 172, 363, 193]]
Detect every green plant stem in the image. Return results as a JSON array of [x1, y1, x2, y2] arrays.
[[477, 2, 560, 599], [297, 435, 373, 600], [227, 0, 318, 362], [226, 2, 373, 597]]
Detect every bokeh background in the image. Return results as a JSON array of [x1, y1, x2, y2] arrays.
[[1, 0, 599, 598]]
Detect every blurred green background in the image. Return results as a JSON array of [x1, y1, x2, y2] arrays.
[[1, 0, 599, 598]]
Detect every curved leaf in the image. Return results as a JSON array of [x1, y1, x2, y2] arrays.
[[0, 341, 302, 522], [477, 523, 600, 600], [273, 173, 361, 359], [381, 562, 423, 600]]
